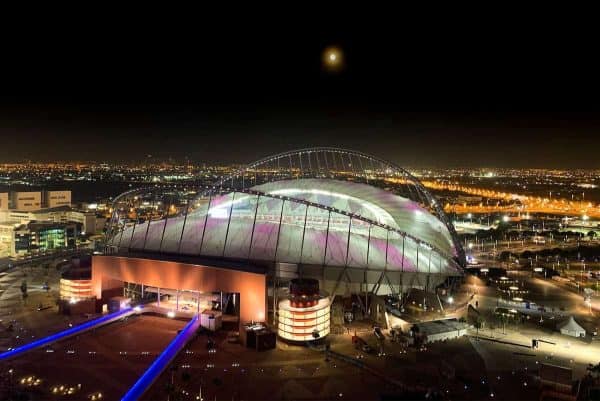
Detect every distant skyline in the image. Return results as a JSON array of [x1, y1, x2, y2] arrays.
[[1, 17, 599, 168]]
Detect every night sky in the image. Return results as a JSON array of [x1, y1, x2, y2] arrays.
[[1, 15, 599, 168]]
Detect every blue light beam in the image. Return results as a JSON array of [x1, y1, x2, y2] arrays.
[[121, 315, 200, 401], [0, 307, 134, 361]]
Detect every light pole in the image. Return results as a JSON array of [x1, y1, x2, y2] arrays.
[[581, 259, 586, 293], [196, 379, 203, 401], [529, 258, 533, 278]]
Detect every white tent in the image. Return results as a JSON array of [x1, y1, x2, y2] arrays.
[[557, 316, 586, 338]]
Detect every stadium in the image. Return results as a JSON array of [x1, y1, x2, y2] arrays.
[[97, 148, 465, 341]]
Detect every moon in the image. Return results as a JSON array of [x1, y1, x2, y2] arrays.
[[323, 47, 343, 71]]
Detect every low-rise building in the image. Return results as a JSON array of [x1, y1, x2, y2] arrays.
[[7, 221, 77, 258], [413, 319, 470, 343]]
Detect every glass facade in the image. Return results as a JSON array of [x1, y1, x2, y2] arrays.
[[37, 228, 65, 250]]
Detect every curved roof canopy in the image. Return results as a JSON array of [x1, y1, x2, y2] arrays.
[[110, 178, 461, 276], [252, 179, 455, 257]]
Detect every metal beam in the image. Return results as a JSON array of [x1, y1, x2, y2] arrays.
[[247, 194, 261, 260], [176, 195, 192, 254], [273, 199, 286, 263], [221, 192, 237, 257], [198, 193, 213, 255]]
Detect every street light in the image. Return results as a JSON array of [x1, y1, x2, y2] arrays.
[[581, 259, 586, 292]]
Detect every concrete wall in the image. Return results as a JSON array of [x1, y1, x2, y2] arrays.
[[46, 190, 71, 208], [12, 192, 41, 211], [67, 211, 97, 233], [0, 193, 8, 211], [91, 255, 266, 328]]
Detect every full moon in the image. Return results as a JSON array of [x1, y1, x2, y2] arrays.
[[323, 47, 343, 71]]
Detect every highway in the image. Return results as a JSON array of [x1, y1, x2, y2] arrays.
[[408, 179, 600, 219]]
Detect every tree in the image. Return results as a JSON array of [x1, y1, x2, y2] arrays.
[[587, 231, 597, 240]]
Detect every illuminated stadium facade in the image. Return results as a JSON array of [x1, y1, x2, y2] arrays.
[[98, 148, 465, 337]]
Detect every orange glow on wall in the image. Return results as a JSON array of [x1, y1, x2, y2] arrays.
[[91, 255, 266, 328]]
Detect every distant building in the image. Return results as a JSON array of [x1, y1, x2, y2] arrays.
[[455, 195, 483, 204], [0, 197, 103, 259], [412, 319, 469, 343], [11, 221, 77, 258], [1, 190, 71, 212], [0, 207, 101, 234]]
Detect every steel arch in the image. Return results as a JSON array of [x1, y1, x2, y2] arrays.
[[217, 147, 465, 267]]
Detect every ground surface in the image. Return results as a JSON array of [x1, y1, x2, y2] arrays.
[[0, 263, 93, 353], [2, 315, 184, 400]]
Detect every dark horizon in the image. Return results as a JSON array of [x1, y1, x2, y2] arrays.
[[2, 15, 600, 168]]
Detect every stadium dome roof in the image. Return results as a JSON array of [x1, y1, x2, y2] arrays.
[[252, 179, 455, 258], [107, 177, 461, 276]]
